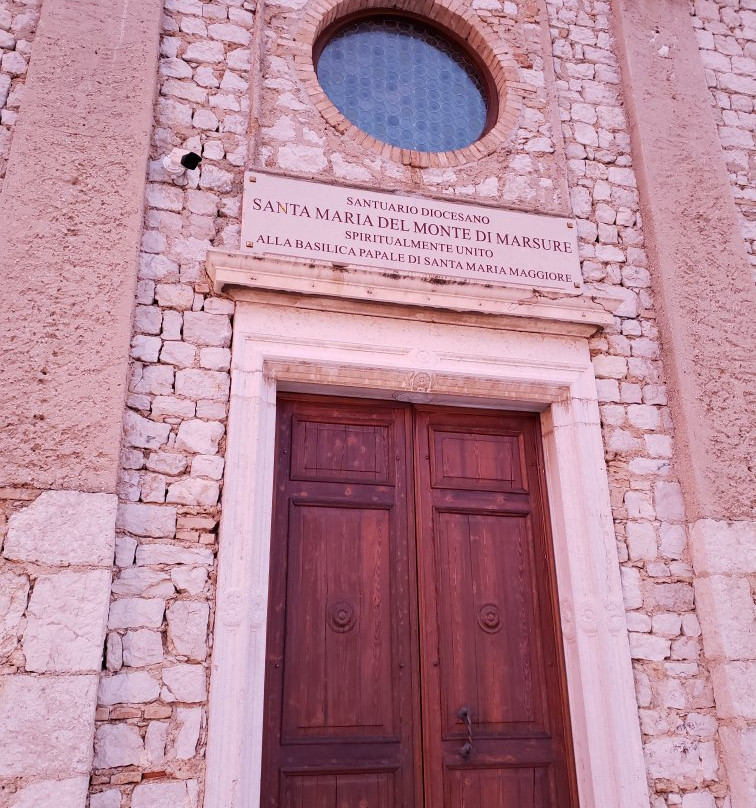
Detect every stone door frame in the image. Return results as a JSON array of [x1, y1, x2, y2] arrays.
[[203, 292, 650, 808]]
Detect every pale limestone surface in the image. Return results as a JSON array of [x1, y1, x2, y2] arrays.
[[117, 503, 177, 538], [122, 628, 165, 668], [131, 780, 198, 808], [89, 789, 122, 808], [161, 664, 206, 703], [94, 722, 147, 769], [108, 597, 166, 630], [0, 569, 29, 658], [171, 566, 207, 595], [173, 707, 202, 759], [4, 491, 117, 566], [166, 600, 209, 660], [98, 670, 161, 706], [8, 776, 89, 808], [0, 675, 97, 778], [23, 569, 112, 673]]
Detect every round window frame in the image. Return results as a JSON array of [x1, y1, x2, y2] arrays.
[[294, 0, 524, 168], [312, 10, 498, 152]]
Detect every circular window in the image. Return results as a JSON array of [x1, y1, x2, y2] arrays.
[[315, 15, 492, 154]]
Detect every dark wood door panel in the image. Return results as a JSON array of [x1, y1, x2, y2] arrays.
[[434, 510, 548, 736], [414, 407, 577, 808], [291, 414, 395, 484], [263, 397, 419, 808], [445, 765, 551, 807], [429, 427, 528, 493], [282, 771, 394, 808], [283, 504, 395, 740]]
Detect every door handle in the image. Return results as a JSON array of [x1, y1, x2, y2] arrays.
[[458, 706, 473, 758]]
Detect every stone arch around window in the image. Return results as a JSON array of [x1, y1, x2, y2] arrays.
[[293, 0, 525, 168]]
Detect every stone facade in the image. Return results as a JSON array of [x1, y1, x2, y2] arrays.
[[0, 0, 753, 806], [0, 0, 41, 191], [690, 0, 756, 279]]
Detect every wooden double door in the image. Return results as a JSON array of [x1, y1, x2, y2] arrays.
[[262, 396, 578, 807]]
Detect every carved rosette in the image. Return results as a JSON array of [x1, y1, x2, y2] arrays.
[[477, 603, 502, 633], [327, 599, 357, 633]]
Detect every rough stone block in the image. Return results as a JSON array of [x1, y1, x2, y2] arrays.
[[123, 629, 165, 668], [162, 664, 206, 703], [146, 452, 188, 476], [620, 566, 643, 610], [174, 369, 230, 400], [173, 706, 202, 759], [720, 727, 756, 808], [90, 789, 122, 808], [167, 601, 209, 660], [23, 569, 112, 673], [711, 661, 756, 719], [94, 722, 146, 769], [0, 674, 97, 777], [98, 670, 160, 706], [199, 346, 231, 371], [171, 567, 208, 595], [132, 780, 198, 808], [629, 633, 670, 661], [182, 311, 232, 347], [166, 478, 220, 506], [626, 521, 657, 561], [136, 544, 214, 566], [108, 598, 165, 630], [111, 568, 175, 597], [144, 720, 168, 765], [695, 576, 756, 660], [9, 776, 89, 808], [123, 410, 171, 450], [4, 491, 117, 566], [644, 736, 716, 784], [117, 503, 177, 538], [0, 570, 29, 658], [690, 518, 756, 575], [654, 481, 686, 521], [646, 582, 695, 611], [660, 523, 687, 559], [175, 419, 224, 454]]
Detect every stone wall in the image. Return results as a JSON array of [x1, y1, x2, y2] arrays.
[[90, 0, 252, 804], [0, 489, 117, 808], [0, 0, 41, 192], [85, 0, 744, 806], [546, 2, 726, 806], [690, 0, 756, 280]]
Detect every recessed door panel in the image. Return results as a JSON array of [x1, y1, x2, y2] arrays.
[[446, 765, 550, 807], [291, 416, 393, 484], [430, 428, 527, 493], [282, 772, 394, 808], [283, 505, 394, 739], [435, 510, 546, 734]]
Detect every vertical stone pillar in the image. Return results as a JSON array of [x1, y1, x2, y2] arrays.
[[0, 0, 162, 493], [0, 0, 163, 802], [611, 2, 756, 805]]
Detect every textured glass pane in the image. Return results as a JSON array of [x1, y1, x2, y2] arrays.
[[317, 16, 488, 153]]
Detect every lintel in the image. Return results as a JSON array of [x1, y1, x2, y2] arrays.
[[206, 249, 621, 337]]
